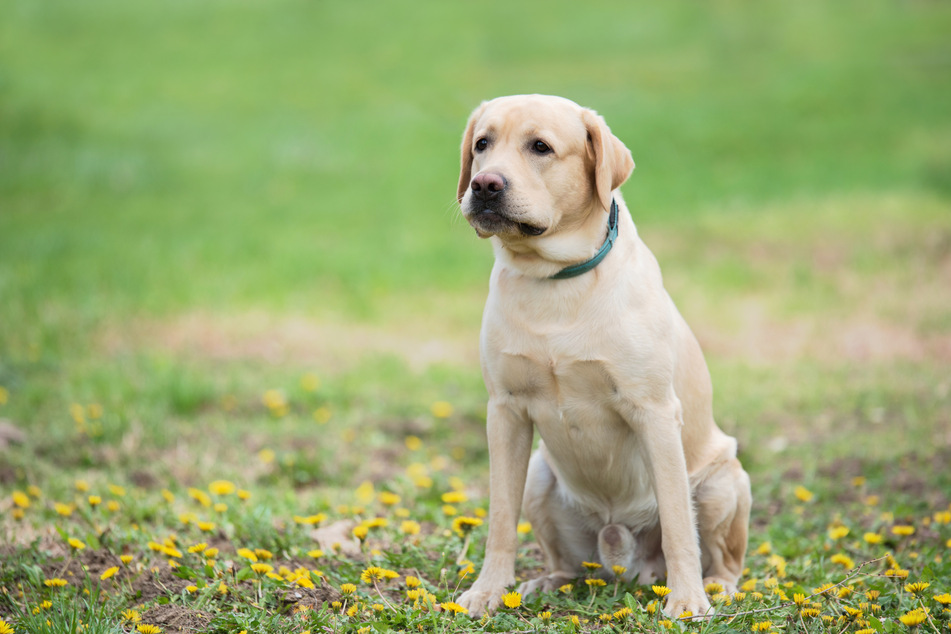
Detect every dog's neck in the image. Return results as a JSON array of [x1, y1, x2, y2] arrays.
[[490, 197, 623, 280]]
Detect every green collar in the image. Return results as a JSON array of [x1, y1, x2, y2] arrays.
[[549, 199, 619, 280]]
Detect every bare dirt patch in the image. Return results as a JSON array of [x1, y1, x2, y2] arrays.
[[100, 311, 480, 371]]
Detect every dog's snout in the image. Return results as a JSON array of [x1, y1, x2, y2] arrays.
[[470, 172, 507, 200]]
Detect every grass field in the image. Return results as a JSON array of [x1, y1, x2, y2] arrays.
[[2, 1, 951, 632]]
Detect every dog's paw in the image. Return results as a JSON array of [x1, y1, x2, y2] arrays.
[[457, 583, 505, 618], [663, 589, 713, 621], [517, 572, 574, 598]]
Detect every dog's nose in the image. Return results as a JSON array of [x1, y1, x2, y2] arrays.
[[470, 172, 507, 200]]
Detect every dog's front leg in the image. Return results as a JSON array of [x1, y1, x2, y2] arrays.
[[458, 399, 533, 618], [640, 398, 711, 620]]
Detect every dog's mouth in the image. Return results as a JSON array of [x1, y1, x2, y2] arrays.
[[467, 207, 547, 238]]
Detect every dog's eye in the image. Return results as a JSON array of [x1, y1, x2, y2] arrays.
[[533, 140, 552, 154], [475, 138, 488, 152]]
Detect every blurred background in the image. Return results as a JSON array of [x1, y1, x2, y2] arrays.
[[1, 0, 950, 502]]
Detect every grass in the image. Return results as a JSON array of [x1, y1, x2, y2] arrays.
[[2, 0, 951, 632]]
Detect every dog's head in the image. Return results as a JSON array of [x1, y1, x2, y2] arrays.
[[457, 95, 634, 242]]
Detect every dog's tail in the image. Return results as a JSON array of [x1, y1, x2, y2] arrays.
[[597, 524, 636, 580]]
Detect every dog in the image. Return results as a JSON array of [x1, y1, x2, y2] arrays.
[[454, 95, 751, 619]]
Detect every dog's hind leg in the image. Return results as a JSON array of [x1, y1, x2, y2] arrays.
[[518, 448, 595, 597], [695, 457, 751, 594]]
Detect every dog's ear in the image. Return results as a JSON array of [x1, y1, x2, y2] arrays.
[[582, 109, 635, 213], [457, 102, 487, 204]]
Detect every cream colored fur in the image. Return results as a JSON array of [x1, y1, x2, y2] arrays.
[[454, 95, 751, 620]]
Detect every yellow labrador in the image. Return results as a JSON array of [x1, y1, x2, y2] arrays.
[[454, 95, 751, 619]]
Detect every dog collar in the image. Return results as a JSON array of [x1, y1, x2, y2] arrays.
[[549, 199, 619, 280]]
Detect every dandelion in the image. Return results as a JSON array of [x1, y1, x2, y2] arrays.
[[705, 582, 724, 594], [54, 502, 73, 516], [208, 480, 235, 496], [197, 521, 216, 532], [307, 549, 324, 559], [440, 602, 468, 615], [585, 578, 607, 587], [0, 619, 12, 634], [830, 553, 855, 569], [794, 485, 814, 502], [517, 521, 532, 534], [892, 525, 915, 537], [313, 406, 332, 424], [236, 548, 258, 562], [599, 613, 613, 622], [108, 484, 126, 497], [501, 591, 521, 609], [251, 563, 273, 574], [441, 491, 468, 504], [100, 566, 119, 580], [560, 583, 573, 593], [646, 601, 659, 614], [899, 608, 927, 626], [904, 582, 930, 595], [68, 537, 86, 551], [11, 490, 30, 509], [360, 566, 387, 583], [404, 435, 422, 451], [828, 526, 849, 540], [185, 585, 198, 593], [293, 514, 326, 525], [379, 491, 401, 506], [582, 561, 602, 571], [88, 495, 101, 507], [755, 542, 772, 555], [452, 516, 483, 537], [864, 532, 883, 544], [237, 489, 251, 501], [752, 621, 773, 631], [353, 525, 369, 540], [400, 520, 421, 536], [612, 565, 627, 577], [136, 625, 163, 634], [653, 584, 672, 598], [204, 547, 219, 558], [430, 401, 453, 418], [885, 568, 910, 579], [122, 609, 141, 623]]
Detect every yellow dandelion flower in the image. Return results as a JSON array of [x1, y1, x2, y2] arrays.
[[755, 542, 772, 555], [501, 591, 521, 609], [68, 538, 86, 550], [54, 502, 73, 516], [430, 401, 453, 418], [237, 489, 251, 501], [830, 553, 855, 569], [892, 525, 915, 536], [613, 607, 633, 619], [251, 563, 273, 574], [441, 491, 468, 504], [934, 593, 951, 605], [208, 480, 235, 496], [559, 583, 573, 593], [599, 613, 613, 622], [44, 578, 67, 587], [517, 521, 532, 534], [653, 584, 672, 597], [741, 578, 758, 592], [400, 520, 421, 536], [293, 513, 326, 525], [539, 610, 553, 621], [752, 620, 773, 631], [236, 548, 258, 562], [451, 516, 483, 536], [794, 485, 814, 502], [340, 583, 357, 595], [585, 578, 607, 587], [74, 479, 90, 492], [646, 601, 659, 614], [137, 624, 163, 634], [307, 549, 324, 559], [108, 484, 126, 497], [864, 532, 883, 544], [405, 575, 421, 588], [440, 601, 468, 615], [934, 511, 951, 525], [352, 524, 369, 540], [885, 568, 909, 579], [197, 521, 215, 532], [581, 561, 602, 571], [404, 435, 422, 451], [204, 547, 218, 558], [379, 491, 401, 506], [800, 607, 820, 618], [904, 582, 930, 595], [100, 566, 119, 580], [360, 566, 386, 583], [612, 565, 627, 577], [705, 582, 724, 595], [828, 526, 849, 540], [899, 609, 927, 626], [120, 554, 133, 565], [88, 495, 101, 507], [121, 609, 141, 623]]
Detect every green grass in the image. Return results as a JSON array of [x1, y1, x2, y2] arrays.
[[2, 0, 951, 632]]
